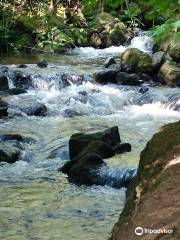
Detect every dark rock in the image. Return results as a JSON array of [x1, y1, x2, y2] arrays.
[[61, 153, 104, 185], [5, 88, 27, 95], [114, 143, 131, 154], [93, 69, 118, 84], [11, 71, 32, 89], [138, 86, 149, 94], [0, 73, 9, 91], [69, 126, 120, 159], [0, 107, 8, 118], [116, 72, 142, 86], [138, 73, 153, 83], [26, 103, 47, 116], [60, 126, 133, 187], [64, 109, 81, 118], [18, 64, 28, 68], [121, 62, 133, 73], [0, 100, 8, 117], [0, 141, 22, 164], [0, 134, 23, 142], [104, 57, 117, 68], [37, 60, 48, 68]]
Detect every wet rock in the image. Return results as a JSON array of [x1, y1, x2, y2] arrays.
[[37, 60, 48, 68], [0, 141, 22, 164], [18, 64, 28, 68], [11, 70, 32, 89], [0, 100, 8, 117], [93, 69, 118, 84], [5, 88, 27, 95], [110, 120, 180, 240], [114, 143, 131, 154], [0, 107, 8, 118], [104, 57, 117, 68], [60, 126, 132, 187], [64, 109, 81, 118], [138, 73, 153, 83], [69, 126, 120, 159], [116, 72, 142, 86], [158, 61, 180, 86], [0, 73, 9, 91], [121, 48, 152, 74], [25, 103, 47, 116], [0, 134, 23, 142], [138, 86, 149, 94], [152, 51, 165, 71]]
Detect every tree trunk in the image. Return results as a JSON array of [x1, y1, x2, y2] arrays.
[[49, 0, 57, 15]]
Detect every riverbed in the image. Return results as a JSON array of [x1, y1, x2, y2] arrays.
[[0, 35, 180, 240]]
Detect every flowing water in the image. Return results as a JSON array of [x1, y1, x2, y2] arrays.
[[0, 35, 180, 240]]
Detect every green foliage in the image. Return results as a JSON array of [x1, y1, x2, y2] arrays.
[[149, 19, 180, 44]]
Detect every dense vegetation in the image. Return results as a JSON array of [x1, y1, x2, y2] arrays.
[[0, 0, 179, 54]]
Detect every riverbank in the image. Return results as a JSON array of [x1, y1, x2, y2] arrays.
[[110, 120, 180, 240]]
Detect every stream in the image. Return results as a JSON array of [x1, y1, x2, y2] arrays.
[[0, 35, 180, 240]]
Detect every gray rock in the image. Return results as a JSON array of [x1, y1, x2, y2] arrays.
[[93, 69, 118, 84], [104, 57, 117, 68], [0, 141, 22, 164]]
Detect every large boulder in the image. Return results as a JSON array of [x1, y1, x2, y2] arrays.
[[110, 121, 180, 240], [0, 73, 9, 91], [158, 61, 180, 86], [59, 126, 132, 186], [121, 48, 152, 74]]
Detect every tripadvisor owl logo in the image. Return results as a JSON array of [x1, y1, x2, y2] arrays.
[[135, 227, 144, 236]]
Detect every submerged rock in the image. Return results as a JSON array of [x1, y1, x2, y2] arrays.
[[110, 121, 180, 240], [59, 126, 133, 187], [64, 109, 81, 118], [10, 70, 32, 89]]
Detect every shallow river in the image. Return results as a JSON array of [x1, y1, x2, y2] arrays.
[[0, 35, 180, 240]]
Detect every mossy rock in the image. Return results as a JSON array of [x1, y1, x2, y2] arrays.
[[121, 48, 152, 73], [96, 12, 114, 27], [158, 61, 180, 86], [169, 44, 180, 63], [108, 22, 129, 46]]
